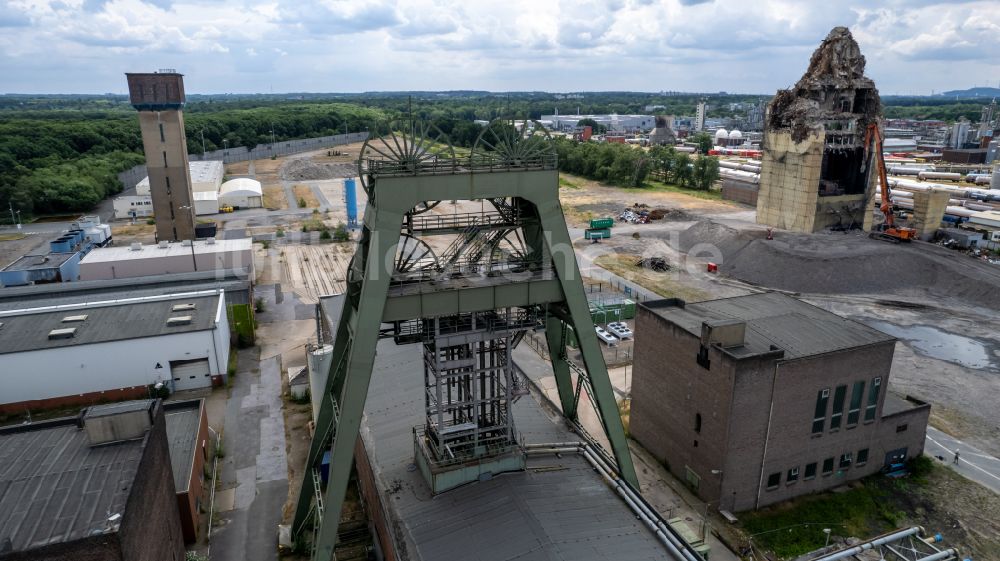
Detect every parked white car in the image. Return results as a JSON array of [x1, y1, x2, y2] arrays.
[[607, 321, 633, 339], [595, 326, 619, 346]]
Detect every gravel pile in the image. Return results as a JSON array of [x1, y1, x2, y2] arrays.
[[673, 220, 1000, 307], [280, 159, 356, 181]]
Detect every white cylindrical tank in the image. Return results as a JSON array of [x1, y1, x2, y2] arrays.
[[307, 344, 334, 422], [714, 129, 729, 145], [993, 168, 1000, 190], [918, 171, 962, 181], [888, 166, 923, 176]]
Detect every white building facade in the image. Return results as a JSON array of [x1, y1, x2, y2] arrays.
[[0, 291, 230, 414]]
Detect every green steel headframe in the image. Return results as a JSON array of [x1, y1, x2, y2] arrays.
[[292, 119, 638, 559]]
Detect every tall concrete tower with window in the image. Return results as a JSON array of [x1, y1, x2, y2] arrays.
[[126, 71, 196, 241]]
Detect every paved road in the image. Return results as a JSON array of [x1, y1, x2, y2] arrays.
[[311, 184, 332, 212], [925, 426, 1000, 494], [211, 351, 289, 561], [281, 182, 299, 210]]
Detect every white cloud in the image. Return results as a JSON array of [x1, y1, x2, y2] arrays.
[[0, 0, 997, 94]]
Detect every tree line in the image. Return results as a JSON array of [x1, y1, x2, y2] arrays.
[[553, 139, 719, 191], [0, 103, 384, 218]]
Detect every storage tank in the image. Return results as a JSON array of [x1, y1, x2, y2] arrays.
[[344, 178, 358, 228], [307, 344, 334, 421], [993, 168, 1000, 190], [918, 171, 962, 182]]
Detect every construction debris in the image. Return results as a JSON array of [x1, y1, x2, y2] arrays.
[[280, 158, 356, 181], [635, 257, 670, 272]]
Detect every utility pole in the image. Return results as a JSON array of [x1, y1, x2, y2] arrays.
[[8, 201, 14, 226], [200, 129, 207, 156]]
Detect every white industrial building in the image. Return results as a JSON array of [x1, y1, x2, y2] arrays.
[[115, 160, 225, 219], [540, 113, 656, 133], [78, 238, 254, 281], [0, 290, 230, 414], [219, 178, 264, 208]]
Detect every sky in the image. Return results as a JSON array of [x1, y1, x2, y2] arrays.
[[1, 0, 999, 95]]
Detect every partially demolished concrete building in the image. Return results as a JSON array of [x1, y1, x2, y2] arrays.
[[757, 27, 879, 233]]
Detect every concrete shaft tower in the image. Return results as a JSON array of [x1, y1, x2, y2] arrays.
[[126, 71, 196, 241]]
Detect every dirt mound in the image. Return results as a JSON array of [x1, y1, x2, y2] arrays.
[[675, 220, 1000, 307], [280, 158, 355, 181]]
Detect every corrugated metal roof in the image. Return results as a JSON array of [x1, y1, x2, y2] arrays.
[[164, 400, 203, 493], [79, 238, 250, 265], [362, 341, 668, 560], [0, 293, 220, 355], [0, 268, 250, 311], [646, 292, 894, 360], [0, 418, 145, 552]]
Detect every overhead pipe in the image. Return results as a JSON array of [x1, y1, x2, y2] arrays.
[[809, 526, 959, 561], [581, 446, 703, 561]]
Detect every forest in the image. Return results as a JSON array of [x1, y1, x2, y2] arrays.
[[0, 91, 985, 218]]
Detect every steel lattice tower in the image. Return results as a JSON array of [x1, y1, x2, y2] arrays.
[[291, 119, 638, 559]]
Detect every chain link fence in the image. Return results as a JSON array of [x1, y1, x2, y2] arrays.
[[117, 131, 370, 190]]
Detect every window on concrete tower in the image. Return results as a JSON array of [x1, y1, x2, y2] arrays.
[[812, 388, 829, 434], [865, 377, 881, 422], [695, 413, 702, 433], [847, 381, 865, 426], [857, 448, 869, 465], [830, 385, 846, 429], [822, 457, 834, 475]]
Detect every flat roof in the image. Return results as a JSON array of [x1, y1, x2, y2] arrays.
[[643, 292, 894, 360], [79, 238, 251, 265], [0, 268, 251, 310], [163, 400, 203, 493], [362, 340, 669, 560], [0, 292, 221, 355], [2, 252, 75, 272], [0, 417, 147, 553], [190, 160, 224, 184]]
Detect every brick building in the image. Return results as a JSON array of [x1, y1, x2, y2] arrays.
[[630, 292, 930, 513], [164, 399, 210, 543], [0, 400, 185, 561]]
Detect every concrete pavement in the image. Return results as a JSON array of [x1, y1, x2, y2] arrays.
[[925, 426, 1000, 494], [210, 350, 289, 561]]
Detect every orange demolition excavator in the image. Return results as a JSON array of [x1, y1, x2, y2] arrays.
[[864, 122, 917, 243]]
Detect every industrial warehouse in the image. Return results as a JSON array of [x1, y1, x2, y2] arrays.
[[1, 11, 1000, 561]]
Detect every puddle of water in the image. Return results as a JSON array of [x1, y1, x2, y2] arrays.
[[866, 320, 997, 371]]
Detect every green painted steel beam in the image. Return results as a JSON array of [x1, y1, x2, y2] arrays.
[[383, 278, 564, 321], [293, 152, 641, 554]]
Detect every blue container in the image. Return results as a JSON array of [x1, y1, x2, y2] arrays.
[[320, 450, 331, 483], [50, 237, 72, 253], [344, 178, 358, 228]]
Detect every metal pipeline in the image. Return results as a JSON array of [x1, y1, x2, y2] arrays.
[[810, 527, 923, 561], [581, 446, 703, 561]]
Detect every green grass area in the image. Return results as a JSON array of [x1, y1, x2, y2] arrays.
[[558, 176, 580, 189], [229, 303, 256, 346], [644, 179, 723, 200], [0, 233, 27, 241], [741, 457, 934, 558]]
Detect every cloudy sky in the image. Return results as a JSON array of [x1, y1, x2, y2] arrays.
[[1, 0, 998, 95]]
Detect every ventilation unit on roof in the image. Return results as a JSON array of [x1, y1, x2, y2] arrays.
[[167, 315, 193, 326], [62, 314, 89, 323], [206, 237, 216, 245], [158, 241, 169, 249], [171, 303, 197, 312], [48, 327, 77, 340], [130, 242, 142, 251], [181, 240, 193, 247]]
